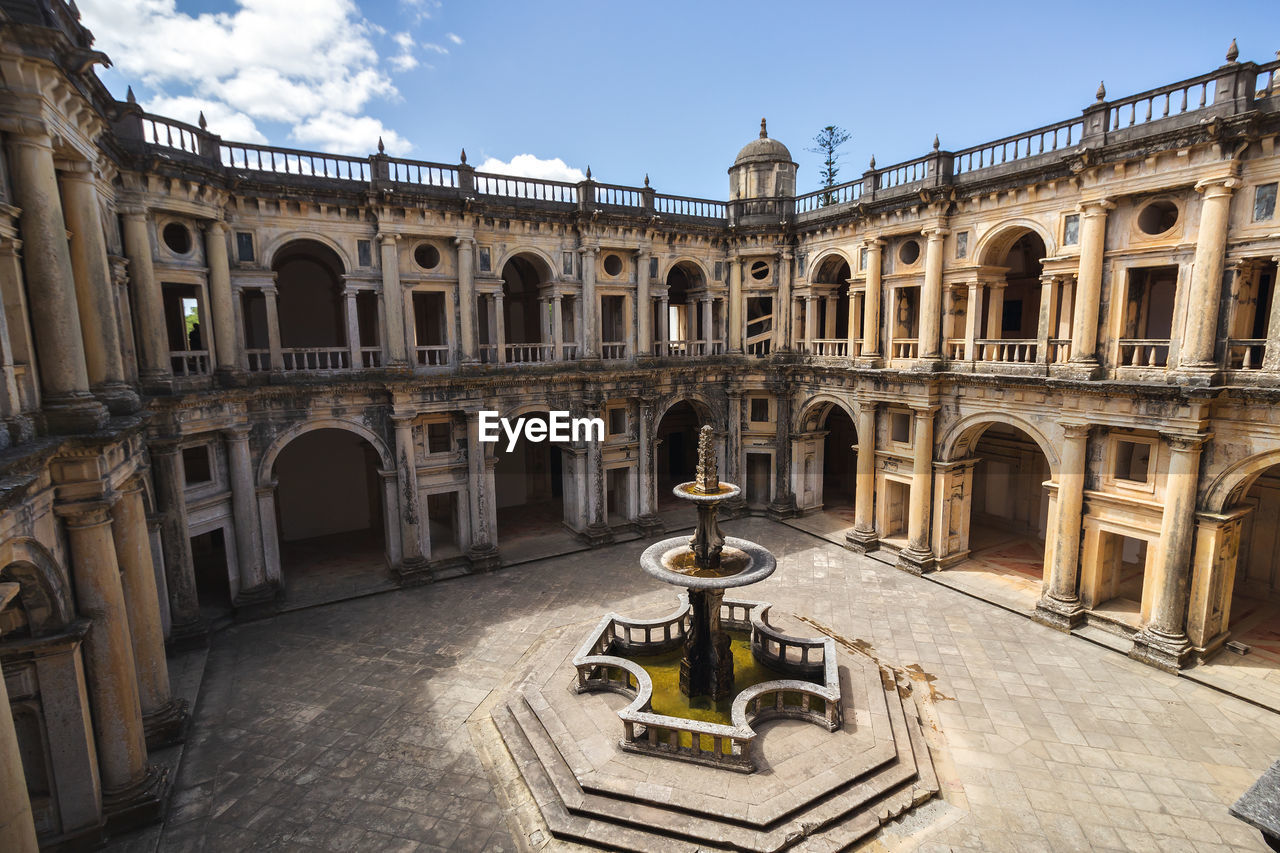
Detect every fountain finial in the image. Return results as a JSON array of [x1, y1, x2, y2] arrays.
[[694, 425, 718, 494]]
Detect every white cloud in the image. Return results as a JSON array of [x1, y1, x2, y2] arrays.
[[476, 154, 585, 184], [421, 42, 449, 55], [77, 0, 437, 155], [447, 32, 463, 45]]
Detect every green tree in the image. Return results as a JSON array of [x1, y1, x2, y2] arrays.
[[806, 125, 852, 206]]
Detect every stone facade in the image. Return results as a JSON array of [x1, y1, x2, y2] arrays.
[[0, 0, 1279, 846]]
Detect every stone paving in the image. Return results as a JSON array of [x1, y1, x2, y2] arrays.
[[109, 519, 1280, 852]]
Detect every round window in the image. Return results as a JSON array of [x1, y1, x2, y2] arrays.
[[750, 260, 770, 280], [898, 240, 921, 265], [414, 243, 440, 270], [162, 222, 192, 255], [1137, 201, 1178, 235], [602, 253, 623, 276]]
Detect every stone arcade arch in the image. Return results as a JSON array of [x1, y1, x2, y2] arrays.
[[654, 397, 715, 512], [496, 253, 555, 362], [793, 397, 858, 521], [270, 239, 351, 370], [806, 256, 852, 355], [491, 407, 587, 555], [663, 261, 709, 354], [260, 424, 394, 596]]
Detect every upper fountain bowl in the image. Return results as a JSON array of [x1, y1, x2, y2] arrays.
[[640, 536, 776, 590], [672, 480, 742, 503]]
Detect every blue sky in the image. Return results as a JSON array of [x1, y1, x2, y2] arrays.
[[81, 0, 1277, 200]]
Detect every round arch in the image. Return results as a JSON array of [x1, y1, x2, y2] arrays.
[[1204, 449, 1280, 513], [0, 537, 73, 634], [261, 231, 352, 272], [494, 247, 558, 283], [654, 393, 717, 431], [660, 257, 712, 288], [809, 249, 854, 283], [937, 412, 1061, 477], [258, 419, 393, 488], [973, 220, 1056, 267], [795, 393, 859, 433]]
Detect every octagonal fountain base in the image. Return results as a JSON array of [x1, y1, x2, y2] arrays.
[[473, 604, 939, 852]]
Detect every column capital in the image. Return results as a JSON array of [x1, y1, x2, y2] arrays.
[[862, 237, 886, 249], [118, 472, 149, 498], [202, 219, 228, 236], [147, 437, 182, 456], [1077, 197, 1116, 215], [54, 498, 117, 527], [921, 225, 950, 240], [119, 205, 150, 221], [578, 245, 599, 257], [221, 425, 251, 442], [1058, 422, 1092, 440], [1166, 433, 1211, 453], [378, 232, 400, 245], [1194, 176, 1241, 196], [453, 235, 475, 248], [390, 413, 417, 428], [1, 121, 55, 149], [909, 404, 939, 418]]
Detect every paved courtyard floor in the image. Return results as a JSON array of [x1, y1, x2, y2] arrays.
[[110, 519, 1279, 852]]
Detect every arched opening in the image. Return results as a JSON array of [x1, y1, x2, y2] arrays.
[[664, 263, 705, 355], [656, 401, 704, 514], [975, 232, 1046, 364], [821, 406, 857, 511], [949, 423, 1053, 608], [493, 412, 576, 557], [273, 429, 387, 594], [1224, 462, 1280, 667], [793, 402, 858, 540], [497, 255, 551, 362], [808, 257, 851, 356], [272, 240, 350, 371]]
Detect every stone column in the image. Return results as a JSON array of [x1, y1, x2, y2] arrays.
[[262, 286, 282, 370], [823, 295, 837, 338], [456, 236, 478, 363], [223, 427, 274, 610], [58, 166, 136, 413], [149, 441, 204, 645], [1130, 435, 1206, 671], [728, 256, 743, 352], [1066, 199, 1113, 376], [203, 221, 238, 377], [551, 294, 564, 360], [379, 233, 408, 367], [658, 294, 669, 355], [848, 401, 878, 551], [918, 226, 948, 363], [466, 413, 500, 569], [120, 209, 170, 387], [494, 291, 507, 363], [986, 283, 1006, 347], [776, 250, 793, 351], [699, 296, 712, 353], [1262, 254, 1280, 373], [583, 398, 611, 544], [0, 583, 39, 852], [111, 476, 186, 747], [392, 415, 429, 580], [581, 247, 599, 358], [637, 397, 658, 525], [860, 240, 883, 361], [256, 483, 283, 588], [964, 281, 982, 361], [726, 389, 744, 485], [1034, 423, 1089, 630], [846, 290, 860, 357], [803, 295, 816, 351], [637, 250, 652, 356], [767, 383, 795, 518], [898, 406, 935, 574], [9, 134, 108, 431], [1178, 178, 1239, 375], [344, 289, 362, 368], [1035, 274, 1056, 364], [56, 499, 164, 817]]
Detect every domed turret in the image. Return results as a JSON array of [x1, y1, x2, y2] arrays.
[[729, 118, 797, 200]]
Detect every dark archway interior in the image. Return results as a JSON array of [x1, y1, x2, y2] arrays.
[[986, 233, 1045, 338], [501, 256, 545, 345], [494, 413, 565, 541], [813, 258, 851, 342], [191, 528, 232, 616], [1228, 464, 1280, 662], [821, 406, 857, 507], [273, 241, 346, 348], [656, 401, 702, 507], [967, 423, 1050, 581]]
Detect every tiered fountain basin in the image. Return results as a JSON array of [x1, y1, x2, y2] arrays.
[[571, 595, 841, 772]]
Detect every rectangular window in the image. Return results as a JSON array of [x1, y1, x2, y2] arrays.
[[478, 247, 491, 272], [1114, 439, 1152, 484], [890, 411, 911, 444], [1063, 214, 1080, 246], [607, 408, 626, 435], [649, 257, 659, 279], [714, 261, 723, 282], [859, 247, 868, 270], [235, 231, 255, 262], [1256, 183, 1278, 222], [426, 421, 451, 454], [562, 251, 574, 277], [955, 232, 968, 259], [797, 253, 806, 278], [182, 446, 212, 485], [357, 239, 372, 267], [749, 398, 770, 423]]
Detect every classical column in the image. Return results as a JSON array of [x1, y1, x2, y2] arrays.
[[56, 499, 164, 817], [637, 250, 652, 356], [0, 583, 39, 852], [378, 233, 408, 367], [149, 441, 204, 645], [223, 427, 274, 608], [964, 280, 982, 361], [203, 221, 238, 376], [848, 401, 878, 551], [1034, 423, 1089, 630], [466, 413, 500, 569], [637, 397, 658, 525], [1130, 434, 1206, 671], [262, 286, 282, 370], [1035, 274, 1056, 364], [494, 291, 507, 363], [111, 255, 139, 383], [776, 250, 793, 351], [767, 383, 795, 518], [623, 293, 635, 358], [1065, 199, 1113, 375], [8, 134, 107, 431], [256, 482, 282, 588], [392, 415, 429, 579], [1264, 254, 1280, 373], [986, 282, 1006, 346], [1178, 178, 1239, 375], [344, 289, 362, 368], [583, 398, 611, 543], [860, 240, 883, 360], [823, 295, 837, 339], [456, 236, 478, 362], [803, 295, 816, 351], [658, 294, 670, 355], [846, 290, 860, 357], [726, 389, 744, 486], [120, 209, 171, 386], [551, 294, 564, 360], [897, 406, 936, 574], [111, 476, 187, 748], [727, 256, 743, 352], [581, 247, 599, 359], [59, 166, 136, 413], [700, 296, 713, 353], [918, 226, 948, 363]]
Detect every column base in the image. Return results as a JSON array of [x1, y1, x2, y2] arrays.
[[467, 543, 502, 573], [854, 355, 883, 369], [766, 496, 797, 520], [896, 546, 936, 575], [166, 616, 209, 652], [721, 495, 748, 518], [42, 392, 109, 434], [635, 513, 664, 535], [233, 581, 281, 620], [4, 414, 36, 447], [1168, 366, 1222, 387], [845, 527, 879, 553], [94, 382, 142, 415], [102, 763, 169, 835], [1050, 359, 1104, 381], [394, 556, 433, 586], [910, 356, 945, 373], [143, 698, 190, 750], [582, 522, 614, 546], [1129, 626, 1193, 672], [1032, 594, 1085, 631], [214, 367, 250, 388], [138, 370, 175, 395]]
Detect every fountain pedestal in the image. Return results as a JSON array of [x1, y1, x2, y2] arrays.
[[680, 587, 733, 699]]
